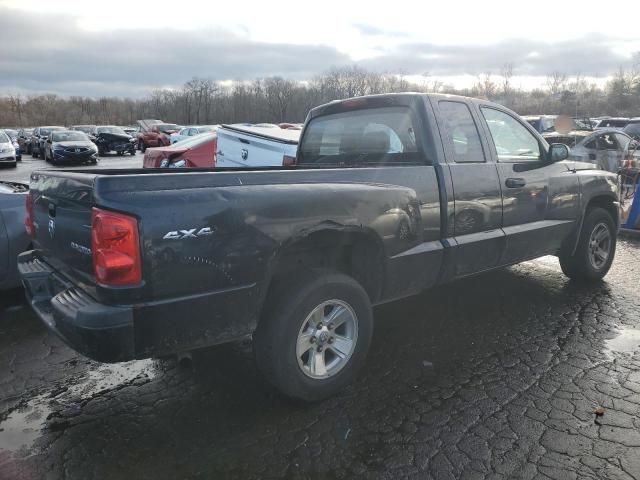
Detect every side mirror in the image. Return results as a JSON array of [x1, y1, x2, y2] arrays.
[[549, 143, 569, 162]]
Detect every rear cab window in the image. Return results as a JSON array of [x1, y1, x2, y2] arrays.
[[298, 106, 424, 167]]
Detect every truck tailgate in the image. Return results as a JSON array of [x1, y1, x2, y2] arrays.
[[216, 126, 298, 167], [30, 172, 96, 285]]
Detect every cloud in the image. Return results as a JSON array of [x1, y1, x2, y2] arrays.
[[352, 23, 409, 38], [0, 6, 637, 98], [0, 7, 351, 97], [360, 35, 637, 78]]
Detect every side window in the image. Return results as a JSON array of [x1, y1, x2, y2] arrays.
[[596, 134, 618, 151], [615, 133, 631, 152], [481, 108, 542, 162], [438, 101, 486, 163]]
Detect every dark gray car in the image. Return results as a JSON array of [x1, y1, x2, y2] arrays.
[[0, 181, 30, 290]]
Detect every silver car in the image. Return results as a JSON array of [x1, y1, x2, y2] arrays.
[[0, 130, 17, 168], [543, 129, 637, 173]]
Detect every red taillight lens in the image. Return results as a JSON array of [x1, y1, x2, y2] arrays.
[[91, 208, 141, 286], [283, 155, 296, 166], [25, 192, 35, 237]]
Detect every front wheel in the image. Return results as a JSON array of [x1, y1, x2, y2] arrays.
[[559, 207, 617, 282], [254, 269, 373, 402]]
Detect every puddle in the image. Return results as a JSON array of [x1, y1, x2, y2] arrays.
[[0, 359, 158, 455], [0, 393, 53, 456], [605, 327, 640, 356]]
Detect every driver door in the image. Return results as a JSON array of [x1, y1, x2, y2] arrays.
[[478, 107, 581, 264]]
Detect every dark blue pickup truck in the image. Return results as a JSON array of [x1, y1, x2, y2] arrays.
[[19, 93, 619, 400]]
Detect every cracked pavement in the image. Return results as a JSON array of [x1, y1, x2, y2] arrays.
[[1, 240, 640, 479]]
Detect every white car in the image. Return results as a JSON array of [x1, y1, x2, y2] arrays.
[[0, 130, 17, 168], [170, 125, 218, 144]]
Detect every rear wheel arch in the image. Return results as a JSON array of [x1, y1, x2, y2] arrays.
[[263, 228, 386, 310]]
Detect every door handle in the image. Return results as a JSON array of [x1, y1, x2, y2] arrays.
[[505, 178, 526, 188]]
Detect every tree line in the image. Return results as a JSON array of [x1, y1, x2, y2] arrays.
[[1, 61, 639, 128]]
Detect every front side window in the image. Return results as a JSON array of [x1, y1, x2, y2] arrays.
[[481, 108, 541, 162], [299, 106, 421, 167], [438, 101, 485, 163], [596, 134, 618, 151]]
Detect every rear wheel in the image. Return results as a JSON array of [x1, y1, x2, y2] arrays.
[[559, 207, 617, 282], [32, 147, 38, 158], [140, 141, 146, 153], [254, 269, 373, 401]]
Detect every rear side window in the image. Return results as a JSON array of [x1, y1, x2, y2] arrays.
[[438, 101, 485, 163], [299, 106, 422, 167]]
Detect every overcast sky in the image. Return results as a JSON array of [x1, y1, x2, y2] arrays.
[[1, 0, 639, 97]]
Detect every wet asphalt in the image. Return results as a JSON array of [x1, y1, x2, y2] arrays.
[[1, 157, 640, 479]]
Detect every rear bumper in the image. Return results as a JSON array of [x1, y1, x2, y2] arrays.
[[18, 250, 261, 363], [18, 251, 135, 362]]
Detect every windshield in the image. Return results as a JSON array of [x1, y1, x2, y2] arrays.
[[52, 131, 88, 142], [97, 126, 127, 135], [72, 126, 94, 134], [40, 127, 63, 136], [623, 123, 640, 136], [171, 132, 216, 149], [157, 124, 180, 131], [0, 131, 10, 143], [299, 106, 421, 166], [599, 119, 629, 128]]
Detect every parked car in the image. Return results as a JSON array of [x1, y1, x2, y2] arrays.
[[19, 93, 619, 401], [30, 126, 65, 158], [522, 115, 557, 133], [215, 124, 300, 167], [0, 130, 17, 167], [43, 130, 98, 165], [595, 118, 630, 130], [89, 126, 136, 156], [121, 126, 138, 136], [143, 132, 217, 168], [136, 120, 181, 152], [17, 128, 34, 154], [69, 125, 96, 134], [0, 181, 30, 290], [2, 129, 22, 161], [170, 125, 218, 144], [543, 129, 636, 173]]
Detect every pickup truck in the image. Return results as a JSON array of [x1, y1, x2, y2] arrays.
[[19, 93, 619, 401], [215, 124, 300, 167]]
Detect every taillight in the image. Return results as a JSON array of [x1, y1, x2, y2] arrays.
[[25, 191, 35, 237], [91, 208, 142, 286], [283, 155, 296, 166]]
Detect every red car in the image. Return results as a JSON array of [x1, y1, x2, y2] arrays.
[[137, 120, 181, 152], [143, 132, 217, 168]]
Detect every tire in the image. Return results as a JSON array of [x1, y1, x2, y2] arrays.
[[26, 144, 31, 154], [32, 147, 38, 158], [559, 207, 617, 282], [254, 269, 373, 402], [140, 141, 146, 153], [117, 151, 124, 156]]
